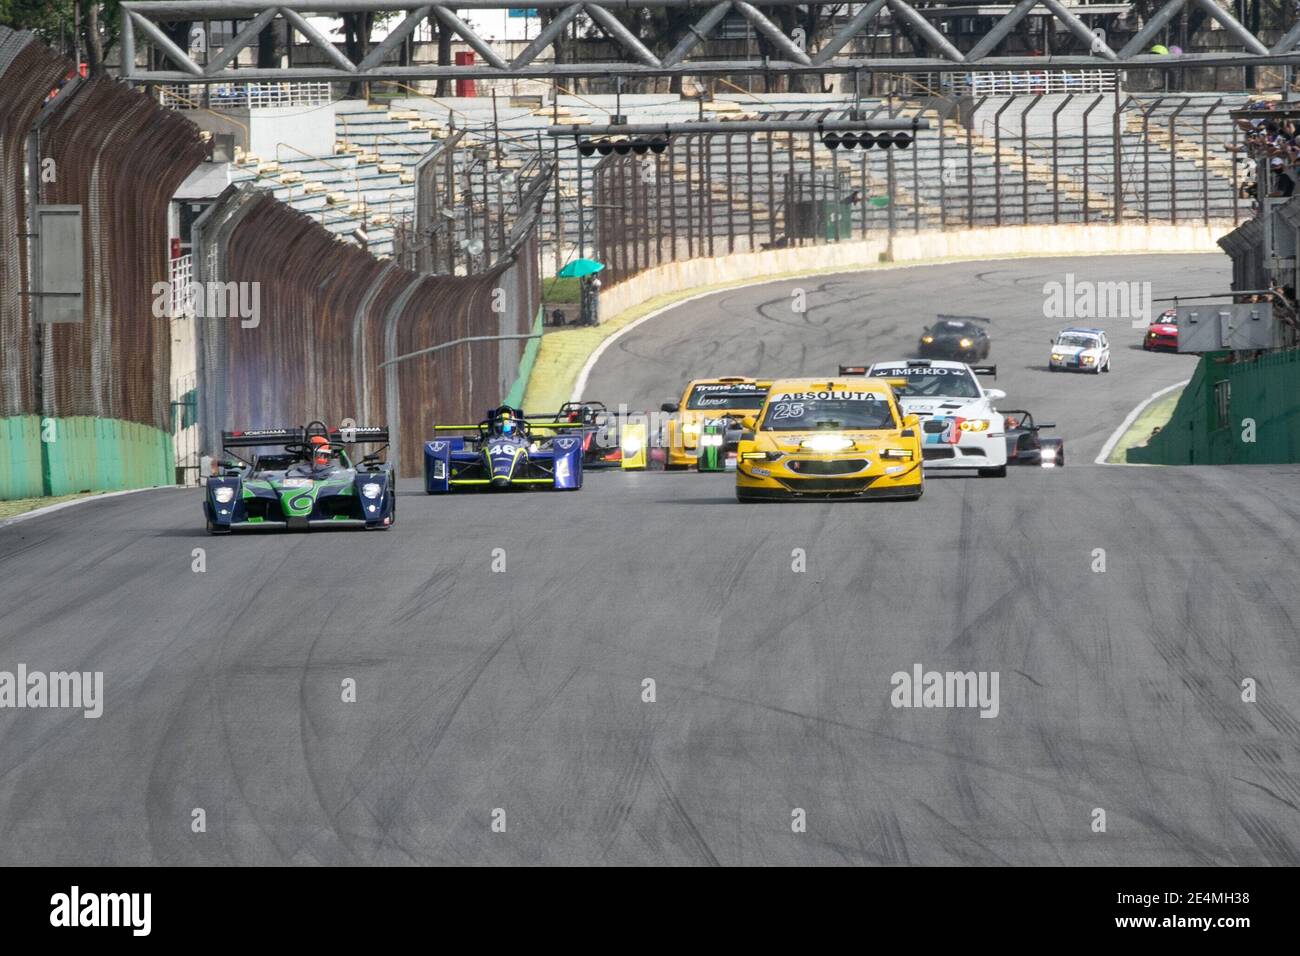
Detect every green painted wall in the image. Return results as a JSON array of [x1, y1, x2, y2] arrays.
[[1128, 349, 1300, 465], [502, 307, 544, 409], [0, 416, 174, 500]]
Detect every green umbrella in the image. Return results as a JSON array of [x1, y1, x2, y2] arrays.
[[557, 258, 605, 278]]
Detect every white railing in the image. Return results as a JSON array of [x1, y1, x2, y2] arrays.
[[900, 71, 1119, 97], [950, 71, 1119, 96], [159, 81, 333, 111], [169, 253, 194, 318]]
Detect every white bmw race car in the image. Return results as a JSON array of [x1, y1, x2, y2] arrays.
[[1049, 327, 1111, 374], [847, 359, 1009, 477]]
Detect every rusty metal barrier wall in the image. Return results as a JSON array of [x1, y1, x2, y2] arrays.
[[0, 29, 74, 418], [195, 187, 542, 479], [37, 76, 208, 430]]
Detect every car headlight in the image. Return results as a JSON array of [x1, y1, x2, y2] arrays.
[[921, 335, 934, 344], [621, 435, 643, 455], [362, 482, 382, 499], [1050, 353, 1064, 362], [801, 435, 853, 452], [959, 337, 973, 349], [958, 420, 989, 432], [682, 423, 700, 436], [213, 486, 235, 504], [1081, 355, 1095, 365], [699, 434, 723, 447], [742, 451, 774, 461], [880, 448, 913, 459]]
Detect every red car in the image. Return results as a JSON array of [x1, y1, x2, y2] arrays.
[[1143, 309, 1178, 352]]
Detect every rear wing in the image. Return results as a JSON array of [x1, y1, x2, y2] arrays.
[[328, 425, 389, 444], [432, 420, 585, 432], [222, 428, 303, 448], [970, 365, 997, 379]]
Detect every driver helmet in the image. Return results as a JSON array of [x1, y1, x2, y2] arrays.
[[309, 434, 332, 465], [497, 409, 517, 436]]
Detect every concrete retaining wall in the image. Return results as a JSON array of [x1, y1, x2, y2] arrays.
[[597, 223, 1234, 324]]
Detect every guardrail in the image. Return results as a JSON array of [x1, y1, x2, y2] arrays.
[[158, 81, 332, 110]]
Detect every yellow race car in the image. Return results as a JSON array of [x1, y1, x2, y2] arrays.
[[735, 376, 924, 501], [660, 376, 770, 470]]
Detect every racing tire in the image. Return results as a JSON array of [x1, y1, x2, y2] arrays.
[[978, 465, 1007, 478], [1102, 359, 1111, 373]]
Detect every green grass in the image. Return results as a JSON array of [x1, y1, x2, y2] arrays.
[[540, 275, 582, 304], [1108, 390, 1183, 464], [0, 491, 100, 520]]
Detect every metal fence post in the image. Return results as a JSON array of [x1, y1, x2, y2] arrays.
[[1021, 94, 1043, 225], [993, 97, 1015, 228], [1169, 98, 1189, 224], [1081, 94, 1104, 225], [1202, 99, 1221, 225]]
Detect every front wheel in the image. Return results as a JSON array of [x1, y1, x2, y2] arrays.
[[978, 465, 1007, 478]]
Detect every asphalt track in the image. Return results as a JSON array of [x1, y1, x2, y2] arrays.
[[2, 254, 1299, 866]]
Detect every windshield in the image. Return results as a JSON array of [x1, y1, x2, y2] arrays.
[[869, 366, 981, 399], [1056, 333, 1100, 348], [760, 391, 896, 431], [932, 321, 976, 335], [686, 384, 766, 410]]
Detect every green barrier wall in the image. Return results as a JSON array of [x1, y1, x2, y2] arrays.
[[0, 416, 174, 500], [502, 307, 544, 409], [1128, 348, 1300, 465]]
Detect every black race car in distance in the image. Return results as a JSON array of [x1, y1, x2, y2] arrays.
[[1002, 410, 1064, 468], [917, 315, 991, 361]]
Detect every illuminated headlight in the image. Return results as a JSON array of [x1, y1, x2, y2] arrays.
[[432, 460, 446, 479], [362, 482, 382, 499], [801, 435, 853, 453], [681, 423, 700, 436], [213, 486, 235, 504], [921, 335, 934, 344], [700, 434, 723, 447], [741, 451, 772, 461], [622, 435, 643, 455], [1050, 353, 1064, 362], [880, 448, 912, 459], [281, 478, 311, 489], [959, 420, 989, 432], [1081, 355, 1096, 365], [959, 337, 973, 349]]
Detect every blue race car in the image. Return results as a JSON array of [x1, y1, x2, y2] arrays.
[[423, 406, 584, 493], [205, 421, 395, 533]]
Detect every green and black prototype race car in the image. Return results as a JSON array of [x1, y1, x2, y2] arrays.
[[204, 421, 395, 533]]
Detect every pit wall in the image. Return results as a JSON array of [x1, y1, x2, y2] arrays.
[[1127, 348, 1300, 465], [595, 223, 1233, 324], [0, 417, 174, 500]]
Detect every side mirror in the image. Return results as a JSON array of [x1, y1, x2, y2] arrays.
[[984, 388, 1006, 401], [739, 415, 756, 430], [661, 402, 678, 413], [903, 414, 920, 429]]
